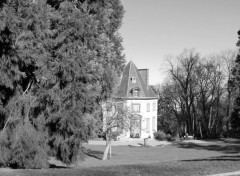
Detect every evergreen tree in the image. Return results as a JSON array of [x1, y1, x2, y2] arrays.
[[0, 0, 125, 168], [231, 30, 240, 133], [0, 0, 54, 168]]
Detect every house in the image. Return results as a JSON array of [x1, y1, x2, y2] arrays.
[[114, 61, 158, 139]]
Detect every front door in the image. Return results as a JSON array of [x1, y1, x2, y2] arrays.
[[130, 115, 141, 138]]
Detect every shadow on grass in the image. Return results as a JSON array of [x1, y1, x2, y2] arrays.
[[128, 145, 139, 147], [127, 144, 152, 148], [49, 164, 70, 169], [174, 142, 240, 154], [217, 138, 240, 144], [85, 148, 117, 160], [181, 155, 240, 162], [85, 149, 104, 160]]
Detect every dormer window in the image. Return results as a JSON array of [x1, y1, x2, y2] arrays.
[[130, 88, 140, 97], [131, 77, 136, 83]]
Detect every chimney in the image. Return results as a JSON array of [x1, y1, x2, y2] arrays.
[[138, 69, 149, 90]]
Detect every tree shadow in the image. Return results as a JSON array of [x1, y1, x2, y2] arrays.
[[173, 142, 240, 154], [128, 145, 139, 147], [85, 149, 104, 160], [84, 148, 117, 160], [49, 164, 70, 169], [127, 144, 152, 147], [217, 138, 240, 144], [198, 138, 240, 145], [181, 155, 240, 162]]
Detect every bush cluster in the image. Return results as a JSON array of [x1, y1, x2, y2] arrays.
[[0, 123, 49, 169], [153, 131, 175, 141], [225, 130, 240, 138]]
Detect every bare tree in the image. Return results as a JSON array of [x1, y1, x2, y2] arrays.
[[168, 49, 199, 136], [195, 59, 224, 137], [102, 101, 131, 160], [159, 49, 232, 139], [219, 50, 237, 132], [156, 82, 184, 137]]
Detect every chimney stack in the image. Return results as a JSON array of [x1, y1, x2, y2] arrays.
[[138, 69, 149, 90]]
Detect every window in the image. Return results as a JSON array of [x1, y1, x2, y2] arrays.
[[130, 88, 140, 97], [146, 118, 150, 132], [133, 89, 139, 97], [131, 77, 136, 83], [152, 117, 156, 131], [147, 103, 150, 112], [132, 104, 140, 113], [153, 102, 156, 111]]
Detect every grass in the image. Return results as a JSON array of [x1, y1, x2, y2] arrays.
[[1, 138, 240, 176], [2, 159, 240, 176]]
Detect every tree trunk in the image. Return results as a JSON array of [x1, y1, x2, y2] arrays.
[[192, 115, 195, 138], [109, 142, 112, 159], [208, 106, 213, 137], [102, 141, 110, 160], [102, 140, 112, 160], [199, 122, 203, 138], [192, 103, 197, 139]]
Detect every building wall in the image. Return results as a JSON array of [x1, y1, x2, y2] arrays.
[[126, 99, 158, 139]]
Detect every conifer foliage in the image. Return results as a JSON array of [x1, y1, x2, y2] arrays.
[[0, 0, 125, 168], [231, 30, 240, 132]]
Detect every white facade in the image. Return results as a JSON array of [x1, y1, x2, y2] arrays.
[[125, 99, 158, 138], [104, 61, 158, 139]]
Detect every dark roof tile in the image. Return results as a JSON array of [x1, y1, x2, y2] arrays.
[[116, 61, 157, 99]]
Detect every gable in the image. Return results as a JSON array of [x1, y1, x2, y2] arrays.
[[116, 61, 157, 99]]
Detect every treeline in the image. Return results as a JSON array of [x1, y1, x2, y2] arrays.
[[155, 48, 239, 139], [0, 0, 125, 168]]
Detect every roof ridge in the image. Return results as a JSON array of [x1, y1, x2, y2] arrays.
[[127, 61, 131, 97], [115, 61, 157, 99], [131, 62, 145, 97]]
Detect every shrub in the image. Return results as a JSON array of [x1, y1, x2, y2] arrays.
[[226, 130, 240, 138], [0, 123, 49, 169], [165, 134, 173, 141], [130, 132, 140, 138], [153, 131, 166, 141]]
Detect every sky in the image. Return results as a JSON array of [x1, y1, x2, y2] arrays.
[[119, 0, 240, 85]]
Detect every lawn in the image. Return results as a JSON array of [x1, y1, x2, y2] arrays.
[[1, 138, 240, 176], [2, 159, 240, 176]]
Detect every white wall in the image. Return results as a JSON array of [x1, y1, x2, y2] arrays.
[[126, 99, 158, 139]]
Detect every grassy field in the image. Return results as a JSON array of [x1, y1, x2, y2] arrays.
[[2, 158, 240, 176], [1, 138, 240, 176]]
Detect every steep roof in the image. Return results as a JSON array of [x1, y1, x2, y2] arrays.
[[116, 61, 157, 99]]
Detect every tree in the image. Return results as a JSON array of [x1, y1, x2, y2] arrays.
[[216, 50, 237, 133], [168, 49, 199, 136], [156, 83, 180, 136], [158, 49, 229, 139], [231, 30, 240, 133], [0, 0, 54, 168], [195, 59, 224, 138], [0, 0, 125, 168], [102, 101, 131, 160]]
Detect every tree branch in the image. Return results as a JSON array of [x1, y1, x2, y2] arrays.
[[1, 80, 33, 136]]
